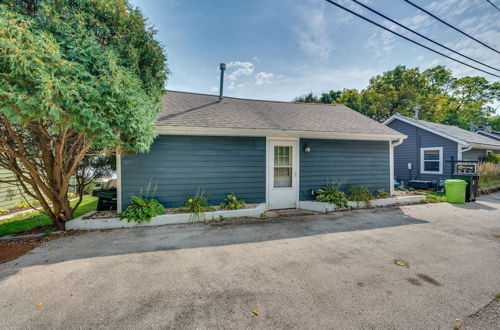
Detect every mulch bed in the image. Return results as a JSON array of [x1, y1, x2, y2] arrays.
[[0, 230, 82, 264], [83, 204, 261, 220], [273, 209, 313, 216], [83, 211, 118, 219]]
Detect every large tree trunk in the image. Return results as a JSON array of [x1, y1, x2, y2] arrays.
[[0, 117, 91, 228]]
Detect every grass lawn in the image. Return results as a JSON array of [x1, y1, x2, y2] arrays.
[[0, 196, 97, 237], [423, 191, 446, 203]]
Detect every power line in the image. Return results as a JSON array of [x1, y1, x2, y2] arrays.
[[322, 0, 500, 78], [486, 0, 500, 12], [404, 0, 500, 55], [350, 0, 500, 73]]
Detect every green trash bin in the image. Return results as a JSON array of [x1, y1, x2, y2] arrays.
[[444, 179, 467, 204]]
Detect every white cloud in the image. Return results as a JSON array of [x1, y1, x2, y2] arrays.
[[210, 86, 219, 93], [292, 0, 338, 60], [255, 72, 274, 86], [227, 81, 244, 90], [366, 30, 396, 59], [226, 61, 255, 81], [224, 67, 377, 101]]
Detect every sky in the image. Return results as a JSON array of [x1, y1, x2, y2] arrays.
[[129, 0, 500, 102]]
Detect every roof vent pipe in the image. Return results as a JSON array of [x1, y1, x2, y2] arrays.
[[414, 106, 419, 120], [219, 63, 226, 102], [470, 122, 475, 132]]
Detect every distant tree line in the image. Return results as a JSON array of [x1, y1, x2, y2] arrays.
[[294, 65, 500, 130]]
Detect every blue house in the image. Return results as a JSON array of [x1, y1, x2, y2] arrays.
[[116, 91, 406, 211], [384, 115, 500, 186]]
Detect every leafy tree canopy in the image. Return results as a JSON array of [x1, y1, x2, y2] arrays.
[[294, 65, 499, 130], [0, 0, 167, 225]]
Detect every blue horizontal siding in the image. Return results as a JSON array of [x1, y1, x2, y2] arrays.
[[299, 139, 390, 200], [387, 120, 458, 182], [121, 135, 266, 208]]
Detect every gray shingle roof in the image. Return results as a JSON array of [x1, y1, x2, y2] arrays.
[[157, 91, 404, 137], [476, 130, 500, 141], [394, 115, 500, 147]]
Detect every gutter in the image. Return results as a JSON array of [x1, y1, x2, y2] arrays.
[[156, 126, 407, 142], [391, 138, 404, 147], [468, 143, 500, 151]]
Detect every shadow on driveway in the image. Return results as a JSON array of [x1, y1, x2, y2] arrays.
[[0, 206, 428, 282]]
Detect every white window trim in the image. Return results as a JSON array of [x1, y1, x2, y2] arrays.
[[486, 150, 493, 155], [420, 147, 443, 175]]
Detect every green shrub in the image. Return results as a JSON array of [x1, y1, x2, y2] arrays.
[[484, 153, 500, 164], [67, 192, 77, 198], [178, 190, 214, 221], [315, 185, 349, 209], [220, 194, 246, 210], [119, 196, 165, 223], [0, 208, 8, 214], [375, 189, 389, 198], [15, 201, 31, 209], [349, 186, 374, 206]]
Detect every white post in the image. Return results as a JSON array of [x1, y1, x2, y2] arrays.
[[116, 151, 122, 213], [389, 141, 394, 196], [390, 139, 404, 196]]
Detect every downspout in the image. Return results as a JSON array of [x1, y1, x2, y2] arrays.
[[457, 145, 472, 161], [390, 138, 404, 196]]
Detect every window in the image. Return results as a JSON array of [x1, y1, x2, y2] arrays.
[[274, 146, 292, 188], [420, 147, 443, 174], [486, 150, 493, 155]]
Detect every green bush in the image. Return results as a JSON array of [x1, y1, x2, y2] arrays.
[[119, 196, 165, 223], [484, 153, 500, 164], [315, 185, 349, 208], [349, 186, 374, 206], [220, 194, 246, 210], [178, 190, 214, 221]]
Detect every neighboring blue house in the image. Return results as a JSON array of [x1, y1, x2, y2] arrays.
[[117, 91, 406, 211], [384, 115, 500, 185]]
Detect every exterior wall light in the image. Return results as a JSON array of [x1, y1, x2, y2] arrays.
[[304, 143, 311, 153]]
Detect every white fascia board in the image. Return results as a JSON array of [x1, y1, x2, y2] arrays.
[[384, 115, 468, 146], [156, 126, 406, 141]]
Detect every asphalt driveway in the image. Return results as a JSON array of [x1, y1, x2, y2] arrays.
[[1, 193, 499, 329]]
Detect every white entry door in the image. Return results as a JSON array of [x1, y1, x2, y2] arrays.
[[268, 139, 298, 209]]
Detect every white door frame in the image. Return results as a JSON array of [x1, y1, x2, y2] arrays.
[[266, 137, 300, 209]]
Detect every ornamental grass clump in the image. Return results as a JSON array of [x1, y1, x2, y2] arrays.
[[477, 161, 500, 189], [348, 186, 374, 207], [179, 190, 215, 221], [220, 194, 246, 210]]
